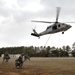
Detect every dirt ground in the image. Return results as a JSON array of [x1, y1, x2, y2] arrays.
[[0, 57, 75, 75]]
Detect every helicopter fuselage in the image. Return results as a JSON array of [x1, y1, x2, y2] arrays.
[[40, 22, 71, 34]]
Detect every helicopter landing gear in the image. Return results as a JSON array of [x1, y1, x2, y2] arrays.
[[62, 32, 64, 34]]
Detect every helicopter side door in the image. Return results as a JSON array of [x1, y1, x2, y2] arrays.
[[52, 25, 57, 30]]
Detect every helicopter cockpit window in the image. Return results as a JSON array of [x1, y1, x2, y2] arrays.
[[46, 26, 51, 30]]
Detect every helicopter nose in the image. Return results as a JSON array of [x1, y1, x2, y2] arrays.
[[67, 25, 72, 29], [69, 25, 72, 28]]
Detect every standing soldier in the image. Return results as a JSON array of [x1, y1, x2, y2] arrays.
[[3, 51, 10, 63]]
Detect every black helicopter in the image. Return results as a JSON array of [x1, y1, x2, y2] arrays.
[[31, 7, 72, 38]]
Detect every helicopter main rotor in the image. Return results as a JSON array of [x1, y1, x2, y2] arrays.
[[31, 7, 75, 24], [31, 7, 60, 24], [56, 7, 60, 23]]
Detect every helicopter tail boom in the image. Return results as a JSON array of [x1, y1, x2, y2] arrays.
[[31, 29, 40, 37]]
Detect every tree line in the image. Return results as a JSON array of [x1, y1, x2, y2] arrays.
[[0, 42, 75, 57]]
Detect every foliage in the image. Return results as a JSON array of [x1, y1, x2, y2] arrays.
[[0, 44, 74, 57]]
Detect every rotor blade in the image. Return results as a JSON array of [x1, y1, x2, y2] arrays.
[[31, 20, 55, 23], [64, 22, 75, 23], [56, 7, 61, 22], [60, 22, 75, 23]]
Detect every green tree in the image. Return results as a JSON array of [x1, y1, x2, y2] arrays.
[[46, 46, 50, 57], [72, 42, 75, 50]]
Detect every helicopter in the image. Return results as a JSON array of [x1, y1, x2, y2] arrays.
[[31, 7, 72, 38]]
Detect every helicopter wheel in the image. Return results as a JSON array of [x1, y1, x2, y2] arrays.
[[62, 32, 64, 34]]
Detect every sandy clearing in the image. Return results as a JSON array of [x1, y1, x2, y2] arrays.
[[0, 57, 75, 75]]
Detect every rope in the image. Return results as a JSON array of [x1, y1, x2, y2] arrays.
[[44, 34, 51, 46]]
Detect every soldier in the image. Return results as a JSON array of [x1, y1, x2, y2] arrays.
[[15, 54, 23, 68], [21, 53, 30, 61], [3, 51, 10, 63], [24, 54, 30, 61]]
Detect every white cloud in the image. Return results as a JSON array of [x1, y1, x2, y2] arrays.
[[3, 0, 19, 9], [24, 2, 44, 13], [0, 0, 74, 48]]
